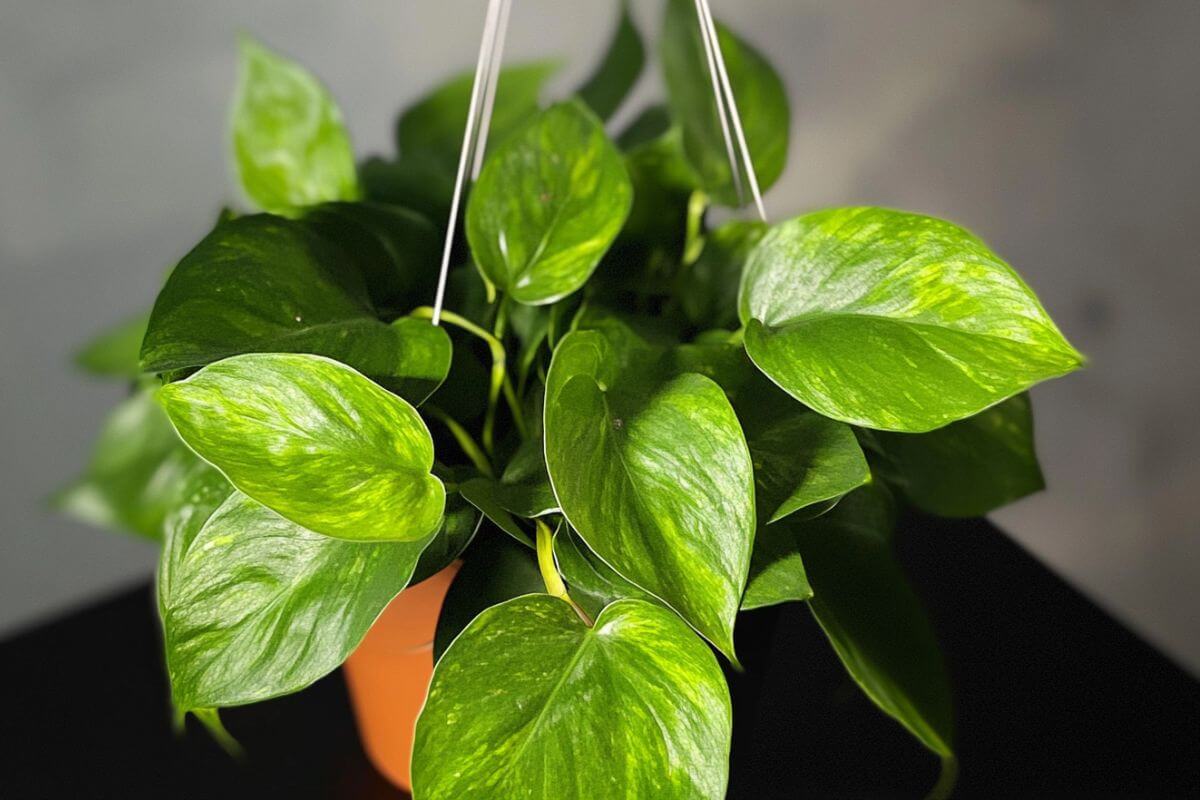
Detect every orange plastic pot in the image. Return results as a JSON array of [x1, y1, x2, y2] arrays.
[[344, 562, 460, 794]]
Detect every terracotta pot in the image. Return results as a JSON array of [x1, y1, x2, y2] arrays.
[[344, 562, 460, 793]]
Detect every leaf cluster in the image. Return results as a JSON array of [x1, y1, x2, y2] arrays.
[[59, 3, 1080, 797]]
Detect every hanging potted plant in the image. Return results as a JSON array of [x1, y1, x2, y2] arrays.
[[57, 1, 1080, 797]]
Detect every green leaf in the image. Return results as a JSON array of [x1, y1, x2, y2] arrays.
[[158, 483, 431, 711], [231, 36, 359, 215], [679, 221, 767, 329], [622, 117, 697, 244], [141, 215, 451, 404], [798, 485, 954, 758], [741, 521, 813, 611], [554, 524, 654, 620], [158, 353, 445, 543], [747, 408, 870, 524], [740, 208, 1083, 432], [460, 437, 558, 522], [397, 61, 559, 174], [578, 1, 645, 120], [871, 393, 1044, 517], [467, 101, 633, 305], [409, 493, 482, 585], [660, 0, 790, 206], [544, 326, 756, 660], [302, 201, 439, 311], [432, 532, 543, 660], [54, 389, 215, 541], [413, 595, 731, 800], [74, 312, 149, 378]]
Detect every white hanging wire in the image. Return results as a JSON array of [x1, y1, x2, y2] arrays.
[[691, 0, 744, 209], [472, 0, 514, 180], [431, 0, 509, 326], [695, 0, 768, 221]]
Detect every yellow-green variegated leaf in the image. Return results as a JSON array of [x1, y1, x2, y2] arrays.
[[158, 353, 444, 543], [232, 37, 359, 215], [740, 208, 1083, 432], [413, 595, 731, 800], [467, 100, 632, 305], [158, 478, 432, 712], [544, 326, 755, 661]]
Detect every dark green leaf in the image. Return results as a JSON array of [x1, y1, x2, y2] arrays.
[[660, 0, 790, 206], [741, 521, 813, 611], [740, 208, 1083, 432], [622, 121, 697, 244], [158, 353, 445, 543], [54, 388, 215, 541], [397, 61, 559, 174], [872, 393, 1044, 517], [554, 524, 654, 620], [413, 595, 731, 800], [432, 532, 543, 660], [460, 437, 558, 530], [359, 155, 455, 224], [799, 485, 955, 758], [747, 408, 870, 524], [409, 493, 482, 585], [467, 101, 632, 305], [159, 482, 431, 711], [679, 221, 767, 329], [578, 1, 645, 120], [544, 325, 755, 661], [302, 201, 439, 310], [141, 215, 451, 404], [231, 37, 358, 215], [74, 312, 149, 378]]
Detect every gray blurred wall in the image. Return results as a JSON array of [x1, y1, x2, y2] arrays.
[[1, 1, 1197, 672]]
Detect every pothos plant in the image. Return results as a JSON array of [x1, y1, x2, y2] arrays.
[[58, 2, 1081, 798]]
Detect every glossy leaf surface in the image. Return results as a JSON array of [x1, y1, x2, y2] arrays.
[[660, 0, 789, 206], [741, 521, 813, 611], [232, 37, 358, 215], [544, 327, 755, 660], [799, 486, 955, 757], [555, 525, 654, 620], [413, 595, 731, 800], [873, 393, 1044, 517], [397, 61, 558, 173], [747, 409, 870, 523], [54, 389, 214, 541], [159, 483, 430, 711], [467, 101, 632, 305], [141, 215, 451, 404], [159, 353, 444, 543], [578, 1, 645, 120], [740, 208, 1083, 432]]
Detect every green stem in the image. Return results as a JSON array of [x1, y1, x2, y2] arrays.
[[424, 405, 494, 478], [411, 307, 528, 452], [925, 755, 958, 800], [683, 190, 709, 265], [535, 520, 594, 626]]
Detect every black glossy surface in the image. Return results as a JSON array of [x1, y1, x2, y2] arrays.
[[4, 514, 1198, 798]]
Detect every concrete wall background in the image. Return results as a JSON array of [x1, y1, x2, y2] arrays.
[[2, 1, 1197, 672]]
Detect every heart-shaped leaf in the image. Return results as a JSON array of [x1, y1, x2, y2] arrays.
[[159, 353, 444, 543], [869, 393, 1044, 517], [660, 0, 789, 206], [54, 389, 216, 542], [578, 1, 645, 121], [544, 326, 755, 660], [158, 480, 432, 712], [413, 595, 731, 800], [232, 36, 359, 215], [467, 101, 633, 305], [798, 485, 955, 759], [740, 207, 1083, 432], [141, 215, 451, 404]]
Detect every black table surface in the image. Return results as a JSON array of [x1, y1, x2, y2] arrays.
[[3, 514, 1198, 799]]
